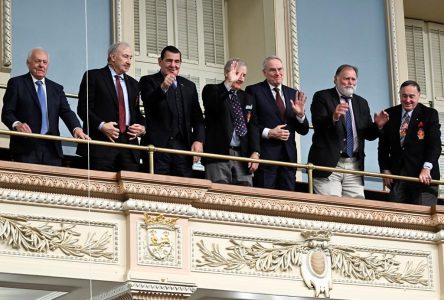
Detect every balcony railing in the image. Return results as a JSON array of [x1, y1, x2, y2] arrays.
[[0, 129, 441, 195]]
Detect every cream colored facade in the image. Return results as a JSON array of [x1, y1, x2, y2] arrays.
[[1, 0, 444, 299], [0, 159, 443, 299]]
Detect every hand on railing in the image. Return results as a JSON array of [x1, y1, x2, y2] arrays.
[[191, 141, 203, 163], [14, 122, 32, 133], [73, 128, 90, 140], [382, 170, 393, 188], [248, 152, 259, 173]]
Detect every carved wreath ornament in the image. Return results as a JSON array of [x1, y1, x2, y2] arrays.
[[0, 214, 113, 259], [196, 231, 428, 298]]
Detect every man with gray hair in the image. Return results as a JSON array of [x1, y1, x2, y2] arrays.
[[77, 42, 146, 171], [308, 64, 388, 198], [245, 56, 309, 191], [202, 58, 260, 186], [2, 47, 89, 166]]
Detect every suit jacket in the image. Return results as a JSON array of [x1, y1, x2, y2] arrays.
[[245, 80, 309, 163], [202, 82, 260, 165], [308, 87, 380, 178], [1, 73, 81, 158], [139, 71, 204, 147], [76, 66, 145, 161], [378, 103, 441, 181]]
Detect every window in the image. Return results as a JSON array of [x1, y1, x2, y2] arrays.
[[133, 0, 226, 97], [405, 19, 444, 105], [405, 19, 444, 195]]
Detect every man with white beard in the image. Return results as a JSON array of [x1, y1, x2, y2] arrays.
[[308, 64, 388, 198]]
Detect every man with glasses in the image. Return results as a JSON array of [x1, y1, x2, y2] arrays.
[[139, 45, 204, 177]]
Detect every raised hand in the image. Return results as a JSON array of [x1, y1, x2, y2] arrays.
[[374, 110, 389, 129], [290, 91, 306, 118], [225, 61, 240, 85]]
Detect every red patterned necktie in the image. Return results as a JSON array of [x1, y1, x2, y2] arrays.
[[273, 87, 286, 120], [114, 75, 126, 133]]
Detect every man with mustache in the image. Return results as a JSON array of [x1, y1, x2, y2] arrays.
[[308, 64, 389, 198], [202, 58, 260, 186], [139, 46, 204, 177]]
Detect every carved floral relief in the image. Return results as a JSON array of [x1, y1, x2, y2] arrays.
[[193, 230, 431, 298], [0, 213, 117, 262]]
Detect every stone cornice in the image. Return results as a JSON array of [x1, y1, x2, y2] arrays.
[[0, 161, 443, 233]]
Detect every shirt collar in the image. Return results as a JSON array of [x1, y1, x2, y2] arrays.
[[31, 74, 45, 85], [108, 65, 123, 79], [268, 82, 282, 92]]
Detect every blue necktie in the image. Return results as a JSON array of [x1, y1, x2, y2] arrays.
[[36, 80, 48, 134], [341, 96, 354, 157]]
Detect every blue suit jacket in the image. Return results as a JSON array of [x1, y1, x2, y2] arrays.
[[1, 72, 81, 158], [245, 80, 309, 163]]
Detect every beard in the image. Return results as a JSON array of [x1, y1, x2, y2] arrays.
[[336, 84, 356, 97]]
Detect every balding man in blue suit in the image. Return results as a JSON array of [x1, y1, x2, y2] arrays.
[[2, 48, 89, 166]]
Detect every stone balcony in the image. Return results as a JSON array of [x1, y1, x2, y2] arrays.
[[0, 159, 443, 300]]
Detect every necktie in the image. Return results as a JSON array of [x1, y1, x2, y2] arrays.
[[399, 112, 410, 146], [36, 80, 48, 134], [273, 87, 286, 120], [171, 80, 177, 90], [229, 90, 247, 137], [114, 75, 126, 133], [341, 96, 354, 157]]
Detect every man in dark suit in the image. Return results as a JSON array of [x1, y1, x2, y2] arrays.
[[202, 58, 260, 186], [2, 48, 89, 166], [139, 45, 204, 177], [245, 56, 309, 191], [77, 42, 146, 172], [308, 64, 388, 198], [378, 80, 441, 205]]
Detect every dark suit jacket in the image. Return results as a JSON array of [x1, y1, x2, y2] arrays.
[[1, 73, 81, 158], [245, 80, 309, 163], [308, 87, 380, 178], [202, 82, 260, 165], [76, 66, 145, 161], [378, 103, 441, 181], [139, 71, 204, 148]]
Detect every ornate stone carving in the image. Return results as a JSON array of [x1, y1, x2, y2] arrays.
[[0, 188, 124, 210], [387, 0, 400, 98], [2, 0, 12, 67], [91, 281, 197, 300], [0, 171, 121, 198], [200, 192, 439, 230], [0, 213, 116, 262], [289, 0, 300, 89], [195, 230, 430, 298], [123, 181, 205, 202], [138, 213, 182, 267]]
